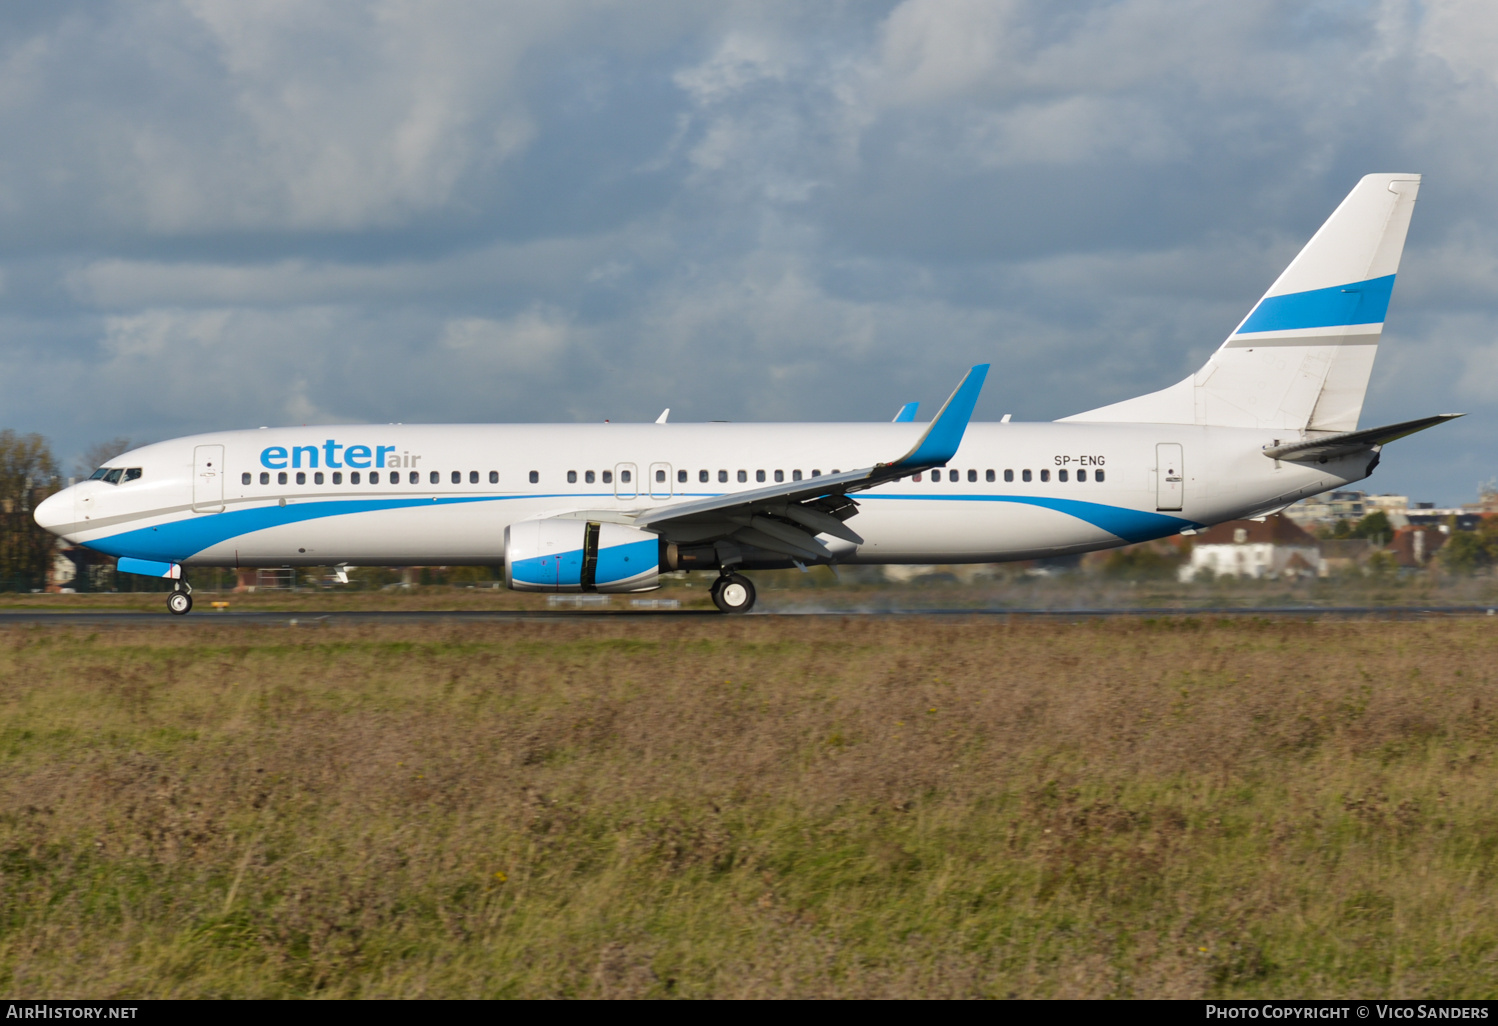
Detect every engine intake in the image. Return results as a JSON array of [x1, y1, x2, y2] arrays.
[[505, 519, 662, 593]]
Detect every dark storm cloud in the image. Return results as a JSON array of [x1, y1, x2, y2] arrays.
[[0, 0, 1494, 503]]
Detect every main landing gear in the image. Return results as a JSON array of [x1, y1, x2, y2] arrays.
[[711, 572, 756, 614], [167, 580, 193, 616]]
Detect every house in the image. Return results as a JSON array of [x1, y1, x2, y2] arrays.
[[1384, 525, 1448, 568], [1179, 516, 1319, 581]]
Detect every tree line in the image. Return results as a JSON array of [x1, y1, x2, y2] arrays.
[[0, 430, 61, 591]]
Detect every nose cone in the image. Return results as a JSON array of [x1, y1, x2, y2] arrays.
[[33, 488, 72, 536]]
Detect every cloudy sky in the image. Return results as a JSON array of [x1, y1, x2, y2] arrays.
[[1, 0, 1495, 502]]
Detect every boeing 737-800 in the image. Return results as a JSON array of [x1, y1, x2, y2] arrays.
[[34, 173, 1456, 614]]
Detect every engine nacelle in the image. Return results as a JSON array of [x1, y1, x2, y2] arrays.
[[505, 519, 662, 593]]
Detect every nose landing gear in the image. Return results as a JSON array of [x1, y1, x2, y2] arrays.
[[710, 572, 756, 614], [167, 580, 193, 616]]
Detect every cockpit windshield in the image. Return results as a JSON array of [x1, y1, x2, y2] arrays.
[[89, 467, 141, 485]]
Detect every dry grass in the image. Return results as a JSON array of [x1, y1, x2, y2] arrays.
[[0, 616, 1495, 998]]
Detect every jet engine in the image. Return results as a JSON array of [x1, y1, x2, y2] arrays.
[[505, 519, 663, 593]]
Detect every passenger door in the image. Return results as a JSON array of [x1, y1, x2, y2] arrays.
[[1156, 443, 1183, 511], [614, 462, 637, 500], [193, 445, 225, 513]]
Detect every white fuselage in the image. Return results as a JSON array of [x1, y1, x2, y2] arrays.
[[37, 420, 1368, 569]]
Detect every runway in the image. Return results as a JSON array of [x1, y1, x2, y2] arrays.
[[0, 605, 1495, 626]]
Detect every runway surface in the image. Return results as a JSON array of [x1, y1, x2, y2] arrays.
[[1, 605, 1495, 626]]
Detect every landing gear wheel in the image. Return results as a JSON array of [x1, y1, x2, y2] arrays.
[[167, 591, 193, 616], [711, 573, 756, 614]]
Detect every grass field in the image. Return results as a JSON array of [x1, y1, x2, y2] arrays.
[[1, 615, 1495, 998]]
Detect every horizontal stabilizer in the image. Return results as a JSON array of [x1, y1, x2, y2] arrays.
[[1262, 413, 1462, 462]]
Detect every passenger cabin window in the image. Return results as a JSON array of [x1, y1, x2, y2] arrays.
[[333, 472, 343, 484], [1022, 470, 1031, 482], [470, 471, 479, 484], [620, 470, 631, 483], [529, 470, 539, 484], [278, 472, 289, 485], [585, 470, 595, 484], [678, 469, 687, 483], [968, 470, 977, 483], [811, 470, 820, 477], [242, 472, 252, 485], [602, 470, 613, 484], [792, 470, 802, 481], [1040, 469, 1050, 482], [774, 470, 784, 483], [431, 471, 440, 485], [314, 472, 325, 485], [351, 472, 361, 484], [756, 470, 766, 482], [260, 472, 270, 485], [1078, 469, 1086, 482], [371, 471, 380, 484], [656, 469, 666, 483], [1096, 470, 1105, 483], [738, 470, 747, 483], [296, 472, 307, 485], [567, 470, 578, 484], [490, 471, 500, 484], [718, 470, 727, 483], [451, 471, 461, 484]]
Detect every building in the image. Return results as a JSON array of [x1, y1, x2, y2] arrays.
[[1318, 538, 1375, 576], [1179, 516, 1319, 581], [1284, 490, 1370, 528]]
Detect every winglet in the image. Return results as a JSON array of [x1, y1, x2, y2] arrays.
[[655, 408, 670, 424], [892, 402, 919, 423], [892, 364, 989, 468]]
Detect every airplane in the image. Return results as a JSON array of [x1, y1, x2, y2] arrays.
[[34, 173, 1457, 615]]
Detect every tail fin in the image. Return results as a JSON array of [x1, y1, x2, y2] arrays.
[[1063, 173, 1421, 430]]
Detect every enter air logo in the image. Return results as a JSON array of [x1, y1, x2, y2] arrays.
[[260, 441, 423, 470]]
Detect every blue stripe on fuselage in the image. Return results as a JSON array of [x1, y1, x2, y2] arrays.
[[86, 495, 513, 562], [861, 494, 1199, 543], [84, 492, 1198, 562]]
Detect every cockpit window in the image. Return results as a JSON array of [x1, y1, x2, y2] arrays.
[[123, 468, 142, 482], [89, 468, 110, 480], [102, 469, 123, 484]]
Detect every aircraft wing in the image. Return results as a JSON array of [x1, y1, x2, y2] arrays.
[[1262, 413, 1462, 463], [626, 364, 989, 561]]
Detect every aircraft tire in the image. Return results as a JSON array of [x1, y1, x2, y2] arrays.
[[711, 573, 755, 614], [167, 591, 193, 615]]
